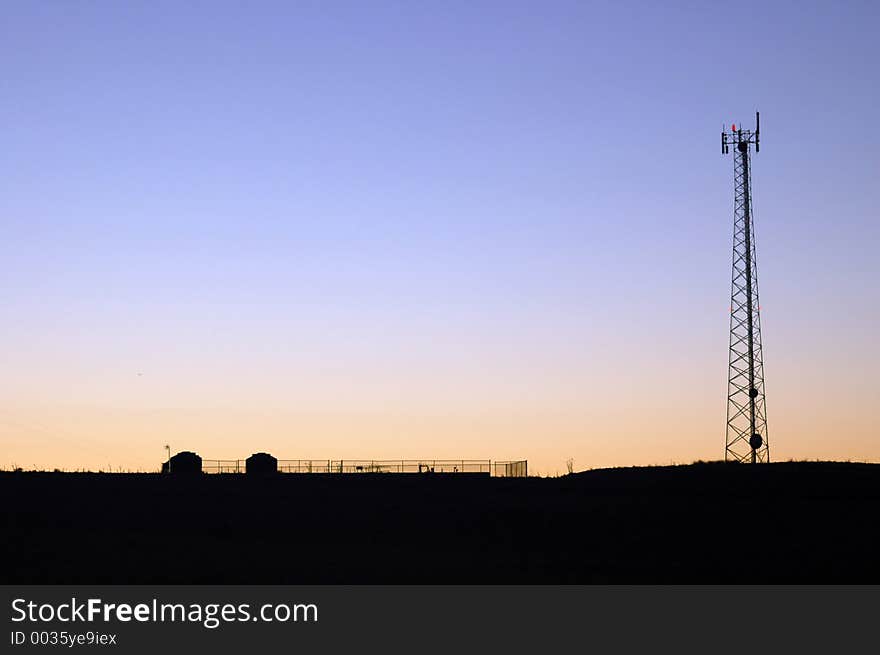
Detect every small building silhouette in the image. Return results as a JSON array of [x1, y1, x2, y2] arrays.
[[246, 452, 278, 475], [163, 451, 202, 474]]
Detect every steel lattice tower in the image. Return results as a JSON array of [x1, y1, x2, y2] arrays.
[[721, 112, 769, 463]]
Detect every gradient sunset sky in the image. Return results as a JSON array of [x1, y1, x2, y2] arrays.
[[2, 2, 878, 474]]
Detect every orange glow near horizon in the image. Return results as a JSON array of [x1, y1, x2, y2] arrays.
[[3, 322, 877, 474]]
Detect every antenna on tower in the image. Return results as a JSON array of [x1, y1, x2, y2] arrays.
[[720, 112, 769, 464], [755, 111, 760, 152]]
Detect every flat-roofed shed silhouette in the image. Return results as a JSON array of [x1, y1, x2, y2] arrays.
[[246, 452, 278, 475]]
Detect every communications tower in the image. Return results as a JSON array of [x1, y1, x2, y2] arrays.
[[721, 112, 769, 463]]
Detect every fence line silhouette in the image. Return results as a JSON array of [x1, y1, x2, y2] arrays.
[[198, 458, 528, 477]]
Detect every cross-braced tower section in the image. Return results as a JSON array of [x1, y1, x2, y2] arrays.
[[721, 112, 769, 463]]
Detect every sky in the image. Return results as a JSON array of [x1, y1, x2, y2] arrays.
[[1, 1, 878, 474]]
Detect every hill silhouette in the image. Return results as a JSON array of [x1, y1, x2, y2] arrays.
[[2, 461, 878, 583]]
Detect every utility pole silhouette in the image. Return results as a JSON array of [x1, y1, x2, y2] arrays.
[[721, 112, 769, 463]]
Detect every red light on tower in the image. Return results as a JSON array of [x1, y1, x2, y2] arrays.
[[731, 123, 736, 131]]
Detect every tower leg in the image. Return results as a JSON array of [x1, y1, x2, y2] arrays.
[[740, 144, 757, 464]]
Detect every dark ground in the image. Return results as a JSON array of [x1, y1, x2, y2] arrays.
[[2, 461, 878, 583]]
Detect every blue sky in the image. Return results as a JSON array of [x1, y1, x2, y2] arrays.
[[2, 1, 878, 471]]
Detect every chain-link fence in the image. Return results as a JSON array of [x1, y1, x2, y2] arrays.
[[492, 460, 528, 477], [193, 458, 528, 477]]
